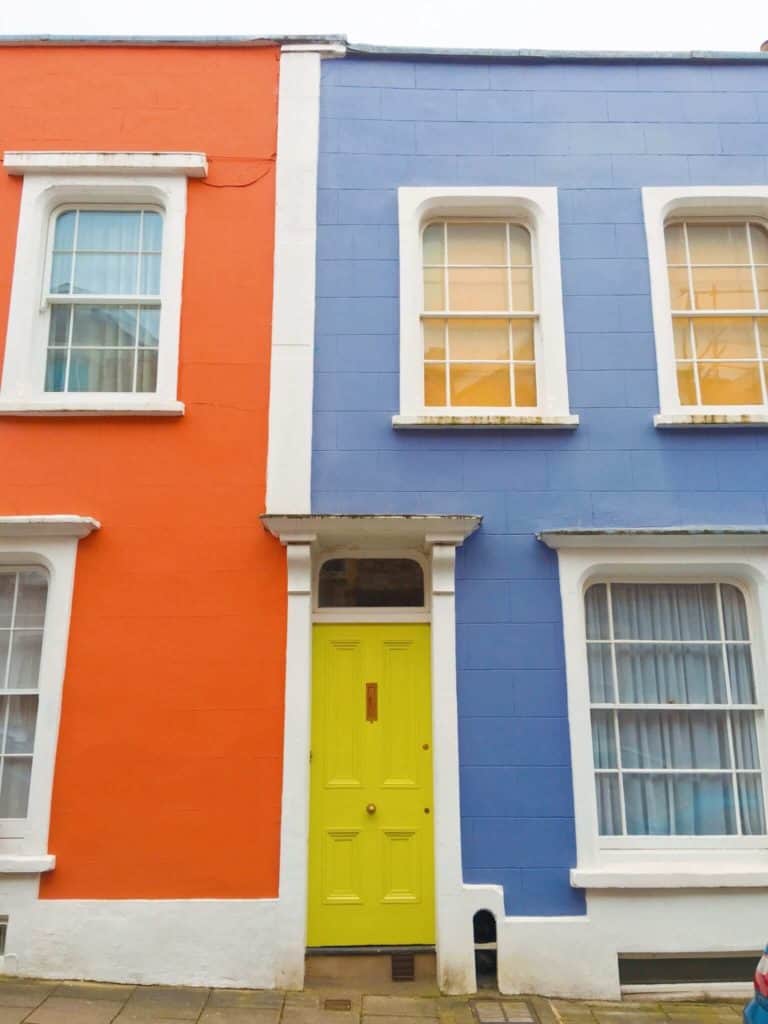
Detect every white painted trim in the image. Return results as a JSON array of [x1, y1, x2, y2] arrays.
[[0, 517, 99, 539], [397, 187, 573, 422], [622, 982, 753, 999], [393, 414, 579, 429], [265, 515, 486, 994], [265, 51, 321, 515], [655, 412, 768, 427], [0, 856, 55, 874], [281, 43, 346, 56], [0, 172, 188, 413], [4, 151, 207, 177], [549, 541, 768, 878], [0, 524, 98, 861], [572, 866, 768, 887], [0, 399, 185, 417], [642, 186, 768, 421], [540, 527, 768, 550]]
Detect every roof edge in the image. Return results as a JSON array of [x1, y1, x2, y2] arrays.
[[0, 34, 347, 48]]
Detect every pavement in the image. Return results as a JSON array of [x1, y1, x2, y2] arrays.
[[0, 978, 748, 1024]]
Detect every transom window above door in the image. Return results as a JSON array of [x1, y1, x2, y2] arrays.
[[318, 558, 425, 609], [45, 208, 162, 395], [422, 220, 537, 410], [665, 220, 768, 409]]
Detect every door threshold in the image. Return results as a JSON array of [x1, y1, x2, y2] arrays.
[[306, 945, 435, 956]]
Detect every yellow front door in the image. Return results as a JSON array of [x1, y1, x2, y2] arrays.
[[308, 624, 435, 947]]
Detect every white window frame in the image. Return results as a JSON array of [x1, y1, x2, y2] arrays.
[[394, 187, 577, 430], [542, 529, 768, 889], [643, 186, 768, 428], [313, 548, 431, 623], [0, 152, 207, 416], [0, 516, 98, 873]]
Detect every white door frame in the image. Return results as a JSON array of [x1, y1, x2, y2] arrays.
[[262, 514, 497, 993]]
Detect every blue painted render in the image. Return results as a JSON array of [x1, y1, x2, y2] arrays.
[[311, 55, 768, 918]]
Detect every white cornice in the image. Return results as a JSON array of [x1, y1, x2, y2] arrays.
[[0, 516, 100, 539], [539, 527, 768, 550], [262, 513, 482, 550], [3, 151, 208, 177], [0, 854, 55, 874]]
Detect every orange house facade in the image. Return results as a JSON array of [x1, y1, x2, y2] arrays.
[[0, 37, 334, 987]]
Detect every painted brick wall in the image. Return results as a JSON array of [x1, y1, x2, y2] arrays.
[[313, 56, 768, 916]]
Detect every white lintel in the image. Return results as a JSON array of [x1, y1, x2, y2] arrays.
[[538, 527, 768, 550], [0, 854, 55, 874], [0, 516, 101, 539], [261, 513, 482, 551], [3, 151, 208, 177]]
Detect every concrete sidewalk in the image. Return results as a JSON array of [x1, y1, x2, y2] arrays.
[[0, 978, 747, 1024]]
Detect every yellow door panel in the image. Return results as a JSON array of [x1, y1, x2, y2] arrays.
[[308, 624, 434, 947]]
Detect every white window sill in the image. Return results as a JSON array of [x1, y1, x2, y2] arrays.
[[571, 864, 768, 889], [655, 412, 768, 428], [392, 413, 579, 429], [0, 399, 185, 417], [0, 855, 55, 874]]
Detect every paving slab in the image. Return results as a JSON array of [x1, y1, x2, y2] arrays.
[[54, 981, 135, 1002], [361, 1016, 439, 1024], [364, 997, 439, 1017], [120, 986, 209, 1020], [26, 996, 126, 1024], [0, 981, 57, 1008], [0, 1008, 36, 1024], [199, 1010, 287, 1024], [208, 991, 284, 1010], [473, 1002, 506, 1024], [283, 1007, 360, 1024]]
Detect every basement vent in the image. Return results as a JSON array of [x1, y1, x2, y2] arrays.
[[619, 952, 758, 986], [324, 1000, 352, 1012], [391, 952, 415, 982], [0, 916, 7, 955]]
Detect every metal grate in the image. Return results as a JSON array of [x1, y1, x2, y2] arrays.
[[391, 952, 415, 981], [324, 999, 352, 1012]]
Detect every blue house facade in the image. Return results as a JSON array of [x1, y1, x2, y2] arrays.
[[264, 44, 768, 999]]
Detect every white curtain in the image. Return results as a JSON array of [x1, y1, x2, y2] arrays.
[[588, 582, 766, 836]]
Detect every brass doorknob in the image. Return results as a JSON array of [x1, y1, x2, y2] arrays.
[[366, 803, 377, 815]]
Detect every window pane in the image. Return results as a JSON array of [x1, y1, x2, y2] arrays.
[[585, 584, 609, 640], [423, 267, 444, 311], [514, 364, 537, 407], [447, 222, 506, 265], [727, 645, 756, 704], [422, 223, 444, 265], [423, 320, 445, 360], [142, 211, 163, 252], [693, 317, 758, 360], [135, 349, 158, 393], [450, 364, 510, 406], [738, 776, 766, 835], [508, 225, 531, 265], [691, 266, 755, 310], [4, 696, 38, 755], [686, 222, 749, 265], [619, 710, 731, 770], [676, 363, 697, 405], [591, 710, 616, 768], [73, 252, 138, 295], [448, 319, 508, 360], [732, 713, 760, 769], [0, 634, 8, 688], [615, 643, 727, 704], [0, 758, 32, 818], [0, 577, 14, 629], [673, 319, 693, 358], [756, 266, 768, 309], [587, 644, 615, 702], [76, 210, 141, 251], [698, 361, 763, 405], [67, 349, 136, 393], [138, 307, 161, 348], [53, 210, 76, 251], [139, 254, 161, 295], [14, 572, 47, 628], [721, 584, 749, 641], [512, 320, 535, 360], [318, 558, 424, 608], [7, 631, 43, 690], [664, 223, 686, 265], [596, 774, 622, 835], [624, 773, 736, 835], [448, 267, 508, 311], [510, 267, 534, 310], [667, 267, 691, 310], [49, 305, 71, 347], [424, 364, 446, 406], [45, 351, 67, 393], [70, 305, 138, 348], [50, 253, 73, 295], [611, 583, 720, 641]]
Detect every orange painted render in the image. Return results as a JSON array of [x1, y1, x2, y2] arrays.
[[0, 46, 286, 898]]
